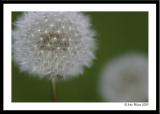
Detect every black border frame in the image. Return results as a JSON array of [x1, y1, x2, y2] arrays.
[[1, 0, 159, 112], [1, 0, 159, 3]]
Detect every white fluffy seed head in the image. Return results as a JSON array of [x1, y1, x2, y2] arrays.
[[12, 12, 96, 80], [100, 53, 148, 102]]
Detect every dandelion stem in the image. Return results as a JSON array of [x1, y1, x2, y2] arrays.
[[51, 79, 57, 101]]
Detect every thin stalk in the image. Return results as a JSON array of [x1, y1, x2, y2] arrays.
[[51, 79, 57, 101]]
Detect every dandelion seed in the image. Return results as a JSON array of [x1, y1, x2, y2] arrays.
[[44, 30, 48, 34], [62, 26, 65, 29], [56, 30, 61, 34], [47, 43, 51, 47], [57, 47, 60, 50], [44, 18, 48, 23], [53, 37, 57, 41], [50, 24, 54, 27], [40, 37, 43, 41], [62, 38, 65, 42], [37, 29, 41, 32]]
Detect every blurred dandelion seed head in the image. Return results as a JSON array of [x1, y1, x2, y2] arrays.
[[12, 12, 96, 80], [100, 53, 148, 102]]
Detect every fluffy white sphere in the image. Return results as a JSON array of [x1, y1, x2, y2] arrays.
[[12, 12, 96, 80], [100, 53, 148, 102]]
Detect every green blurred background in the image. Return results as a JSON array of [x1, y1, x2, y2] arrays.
[[12, 12, 148, 102]]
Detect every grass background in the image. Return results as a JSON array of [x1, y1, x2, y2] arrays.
[[12, 12, 148, 102]]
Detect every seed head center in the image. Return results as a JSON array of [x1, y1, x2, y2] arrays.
[[37, 32, 69, 51]]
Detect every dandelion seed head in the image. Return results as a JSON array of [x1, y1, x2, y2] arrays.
[[100, 53, 148, 102], [12, 12, 96, 80]]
